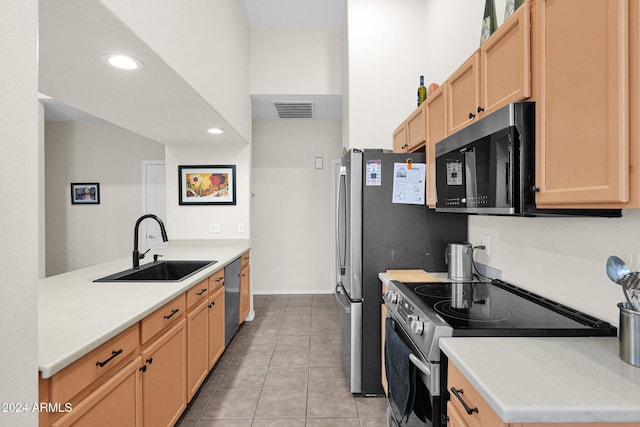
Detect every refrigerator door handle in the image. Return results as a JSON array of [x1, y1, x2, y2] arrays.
[[336, 283, 363, 304], [336, 166, 347, 276]]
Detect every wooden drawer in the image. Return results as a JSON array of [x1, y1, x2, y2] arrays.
[[208, 269, 224, 294], [447, 361, 506, 427], [49, 324, 140, 405], [186, 278, 209, 310], [240, 251, 250, 269], [140, 294, 186, 345]]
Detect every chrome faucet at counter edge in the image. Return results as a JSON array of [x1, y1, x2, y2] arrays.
[[132, 214, 168, 269]]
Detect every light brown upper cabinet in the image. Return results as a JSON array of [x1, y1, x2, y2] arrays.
[[447, 3, 531, 135], [425, 84, 447, 207], [533, 0, 632, 207], [393, 122, 408, 153], [406, 103, 427, 152]]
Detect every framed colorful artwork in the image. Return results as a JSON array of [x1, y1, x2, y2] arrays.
[[71, 183, 100, 204], [178, 165, 236, 205]]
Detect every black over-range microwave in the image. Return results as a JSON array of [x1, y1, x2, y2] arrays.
[[434, 101, 621, 217]]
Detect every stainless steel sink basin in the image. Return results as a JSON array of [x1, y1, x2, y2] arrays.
[[94, 260, 217, 282]]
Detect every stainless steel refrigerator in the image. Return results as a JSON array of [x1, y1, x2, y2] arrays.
[[334, 149, 467, 395]]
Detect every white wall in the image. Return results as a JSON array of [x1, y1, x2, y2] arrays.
[[0, 0, 39, 425], [45, 120, 165, 275], [424, 0, 628, 325], [101, 0, 252, 142], [345, 0, 427, 149], [250, 26, 342, 95], [251, 120, 343, 294], [165, 144, 252, 239]]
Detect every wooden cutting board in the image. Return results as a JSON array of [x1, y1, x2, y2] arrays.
[[385, 269, 440, 282]]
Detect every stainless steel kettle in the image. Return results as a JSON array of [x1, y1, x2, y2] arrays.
[[445, 242, 473, 281]]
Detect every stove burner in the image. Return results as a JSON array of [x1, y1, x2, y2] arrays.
[[434, 300, 511, 323], [413, 281, 480, 298]]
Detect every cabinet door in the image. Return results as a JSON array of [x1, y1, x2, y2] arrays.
[[239, 265, 251, 324], [407, 104, 426, 151], [425, 84, 447, 207], [51, 357, 142, 427], [447, 51, 481, 135], [141, 319, 187, 427], [393, 122, 408, 152], [535, 0, 629, 205], [480, 1, 530, 116], [208, 286, 225, 369], [446, 401, 468, 427], [186, 300, 208, 401]]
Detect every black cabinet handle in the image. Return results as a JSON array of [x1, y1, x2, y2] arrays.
[[215, 277, 224, 282], [96, 349, 123, 367], [146, 357, 153, 364], [450, 387, 478, 415], [163, 308, 179, 320], [140, 365, 147, 373], [208, 301, 216, 308], [477, 106, 484, 113], [196, 288, 207, 296], [468, 112, 476, 119]]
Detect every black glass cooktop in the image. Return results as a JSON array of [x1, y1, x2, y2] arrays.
[[399, 279, 616, 336]]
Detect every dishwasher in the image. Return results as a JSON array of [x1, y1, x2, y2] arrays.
[[224, 257, 240, 345]]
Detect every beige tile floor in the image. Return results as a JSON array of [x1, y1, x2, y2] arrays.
[[175, 294, 388, 427]]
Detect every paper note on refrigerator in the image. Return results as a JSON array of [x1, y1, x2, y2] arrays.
[[392, 162, 426, 204], [365, 159, 382, 186]]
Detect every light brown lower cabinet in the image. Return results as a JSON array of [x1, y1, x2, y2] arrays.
[[141, 318, 187, 427], [187, 298, 209, 401], [239, 251, 251, 324], [50, 356, 143, 427], [208, 286, 225, 369]]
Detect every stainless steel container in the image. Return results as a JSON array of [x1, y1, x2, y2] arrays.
[[618, 302, 640, 367], [446, 242, 473, 281]]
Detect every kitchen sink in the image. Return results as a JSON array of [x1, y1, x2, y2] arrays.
[[94, 260, 217, 282]]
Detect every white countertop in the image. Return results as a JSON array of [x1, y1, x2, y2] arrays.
[[440, 337, 640, 423], [38, 239, 250, 378]]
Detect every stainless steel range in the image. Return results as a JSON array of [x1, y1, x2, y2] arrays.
[[383, 278, 617, 426]]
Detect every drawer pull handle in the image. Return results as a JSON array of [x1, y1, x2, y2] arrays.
[[196, 288, 207, 296], [164, 308, 180, 320], [451, 387, 478, 415], [215, 277, 223, 282], [140, 365, 147, 373], [208, 301, 216, 308], [146, 357, 153, 364], [468, 112, 476, 119], [96, 349, 123, 367]]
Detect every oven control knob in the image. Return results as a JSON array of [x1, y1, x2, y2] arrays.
[[410, 319, 424, 336], [386, 291, 398, 304]]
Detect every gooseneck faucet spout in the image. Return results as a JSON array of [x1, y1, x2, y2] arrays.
[[133, 214, 168, 269]]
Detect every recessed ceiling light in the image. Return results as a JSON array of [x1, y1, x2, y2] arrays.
[[101, 53, 144, 70], [207, 128, 225, 135]]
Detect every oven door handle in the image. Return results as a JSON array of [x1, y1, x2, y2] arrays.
[[409, 353, 431, 377]]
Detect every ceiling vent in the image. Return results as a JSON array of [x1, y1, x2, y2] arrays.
[[272, 101, 314, 119]]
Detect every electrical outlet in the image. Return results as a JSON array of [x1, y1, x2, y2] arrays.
[[210, 223, 220, 233], [238, 222, 244, 233], [481, 234, 490, 255]]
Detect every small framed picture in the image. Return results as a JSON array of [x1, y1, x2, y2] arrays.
[[178, 165, 236, 205], [71, 183, 100, 204]]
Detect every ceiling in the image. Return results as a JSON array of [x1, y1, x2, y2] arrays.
[[41, 0, 345, 140]]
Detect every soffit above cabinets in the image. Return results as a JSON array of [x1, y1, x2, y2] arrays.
[[39, 0, 247, 145]]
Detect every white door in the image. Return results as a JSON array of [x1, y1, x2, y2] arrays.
[[142, 161, 167, 252]]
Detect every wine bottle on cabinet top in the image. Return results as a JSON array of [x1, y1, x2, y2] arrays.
[[417, 75, 426, 106], [504, 0, 524, 20], [480, 0, 497, 44]]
